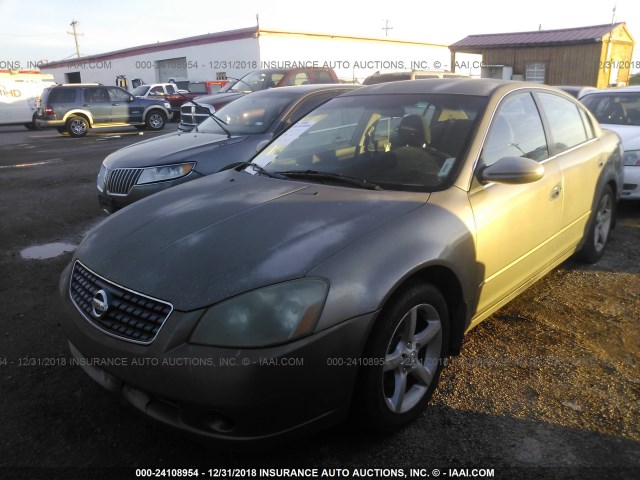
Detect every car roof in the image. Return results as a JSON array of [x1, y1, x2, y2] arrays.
[[581, 85, 640, 95], [242, 84, 357, 96], [342, 78, 544, 97]]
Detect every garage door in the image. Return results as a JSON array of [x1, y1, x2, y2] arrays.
[[157, 57, 187, 82]]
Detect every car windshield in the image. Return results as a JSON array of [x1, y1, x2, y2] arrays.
[[198, 91, 294, 135], [227, 71, 286, 93], [581, 93, 640, 126], [131, 85, 150, 96], [251, 93, 487, 192]]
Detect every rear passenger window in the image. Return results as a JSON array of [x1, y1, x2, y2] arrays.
[[482, 92, 548, 167], [537, 93, 588, 153], [47, 88, 77, 103], [285, 72, 310, 86], [84, 87, 110, 103], [314, 71, 334, 83]]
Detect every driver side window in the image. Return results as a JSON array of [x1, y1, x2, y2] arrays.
[[482, 92, 548, 167], [108, 87, 130, 102]]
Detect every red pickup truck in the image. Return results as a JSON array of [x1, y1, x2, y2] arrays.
[[165, 81, 229, 116]]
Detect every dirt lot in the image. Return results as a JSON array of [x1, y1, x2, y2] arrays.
[[0, 126, 638, 480]]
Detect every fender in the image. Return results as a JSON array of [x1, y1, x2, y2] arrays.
[[61, 109, 94, 125]]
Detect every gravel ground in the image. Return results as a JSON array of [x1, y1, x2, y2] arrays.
[[0, 126, 638, 480]]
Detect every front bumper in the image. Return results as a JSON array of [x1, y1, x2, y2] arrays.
[[622, 166, 640, 200], [59, 263, 376, 442]]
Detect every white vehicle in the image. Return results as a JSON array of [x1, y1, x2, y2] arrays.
[[581, 86, 640, 200], [0, 70, 55, 129], [130, 83, 179, 99]]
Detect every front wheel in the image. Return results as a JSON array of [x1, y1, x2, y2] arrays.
[[145, 110, 166, 130], [579, 185, 615, 263], [355, 281, 449, 432]]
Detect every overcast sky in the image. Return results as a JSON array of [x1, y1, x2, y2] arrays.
[[1, 0, 638, 67]]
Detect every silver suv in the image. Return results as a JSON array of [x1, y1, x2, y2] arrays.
[[36, 84, 173, 137]]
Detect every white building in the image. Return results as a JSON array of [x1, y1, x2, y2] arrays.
[[39, 26, 452, 87]]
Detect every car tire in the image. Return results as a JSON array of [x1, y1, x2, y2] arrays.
[[145, 110, 166, 131], [355, 281, 449, 432], [579, 185, 615, 263], [24, 113, 39, 130], [66, 116, 89, 137]]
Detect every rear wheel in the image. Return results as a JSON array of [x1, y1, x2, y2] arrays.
[[66, 116, 89, 137], [356, 281, 449, 432], [579, 185, 614, 263], [145, 110, 166, 130], [24, 113, 40, 130]]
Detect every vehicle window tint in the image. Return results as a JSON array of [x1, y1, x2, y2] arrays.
[[270, 73, 285, 87], [47, 88, 76, 103], [108, 87, 130, 102], [167, 85, 177, 94], [537, 93, 588, 152], [578, 107, 595, 139], [482, 92, 548, 166], [256, 93, 487, 192], [84, 87, 110, 103], [281, 92, 344, 131], [314, 71, 334, 83], [149, 86, 164, 96], [292, 72, 310, 85], [581, 93, 640, 126], [189, 83, 208, 94]]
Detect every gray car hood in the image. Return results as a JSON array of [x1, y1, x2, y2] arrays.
[[104, 131, 248, 169], [76, 170, 428, 311]]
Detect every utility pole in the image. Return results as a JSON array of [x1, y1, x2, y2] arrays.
[[611, 2, 617, 24], [67, 20, 83, 58], [382, 19, 393, 37]]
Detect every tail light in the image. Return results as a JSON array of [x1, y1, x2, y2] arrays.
[[44, 105, 55, 117]]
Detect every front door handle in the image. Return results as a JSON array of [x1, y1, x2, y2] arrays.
[[550, 183, 562, 201]]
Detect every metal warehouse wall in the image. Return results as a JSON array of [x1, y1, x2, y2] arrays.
[[40, 36, 260, 88]]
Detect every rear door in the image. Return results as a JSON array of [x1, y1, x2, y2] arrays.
[[469, 91, 563, 317], [82, 87, 111, 123], [534, 91, 602, 252]]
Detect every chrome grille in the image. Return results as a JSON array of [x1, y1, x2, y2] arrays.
[[105, 168, 143, 195], [69, 261, 173, 344], [180, 104, 210, 126]]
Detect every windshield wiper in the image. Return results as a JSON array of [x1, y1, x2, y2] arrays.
[[276, 170, 383, 191], [178, 91, 232, 138], [232, 162, 289, 179]]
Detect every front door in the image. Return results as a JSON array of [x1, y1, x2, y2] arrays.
[[469, 91, 563, 318]]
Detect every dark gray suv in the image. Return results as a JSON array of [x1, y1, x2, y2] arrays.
[[36, 84, 173, 137]]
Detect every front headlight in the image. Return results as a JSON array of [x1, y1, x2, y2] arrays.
[[623, 150, 640, 166], [164, 102, 171, 109], [96, 163, 107, 192], [190, 278, 329, 347], [136, 162, 195, 185]]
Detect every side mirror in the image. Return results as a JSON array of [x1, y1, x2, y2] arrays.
[[480, 156, 544, 184]]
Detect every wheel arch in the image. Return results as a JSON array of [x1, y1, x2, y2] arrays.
[[144, 106, 169, 119], [63, 110, 93, 125], [373, 264, 468, 357]]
